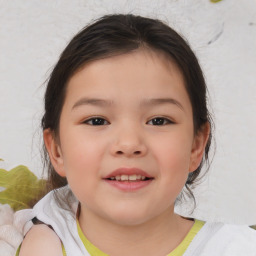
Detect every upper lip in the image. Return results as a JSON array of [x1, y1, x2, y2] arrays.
[[104, 167, 153, 179]]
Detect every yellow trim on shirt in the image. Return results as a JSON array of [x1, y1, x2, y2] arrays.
[[167, 219, 205, 255], [73, 219, 205, 256], [77, 219, 109, 256], [61, 243, 67, 256], [15, 245, 21, 256]]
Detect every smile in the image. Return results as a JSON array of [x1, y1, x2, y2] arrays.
[[103, 168, 154, 191], [108, 174, 148, 181]]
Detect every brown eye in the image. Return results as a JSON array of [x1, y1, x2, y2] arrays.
[[147, 117, 173, 126], [84, 117, 109, 126]]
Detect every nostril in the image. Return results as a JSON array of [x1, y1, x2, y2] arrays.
[[115, 150, 141, 155]]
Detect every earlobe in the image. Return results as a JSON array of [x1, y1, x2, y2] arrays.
[[43, 129, 66, 177], [189, 122, 210, 173]]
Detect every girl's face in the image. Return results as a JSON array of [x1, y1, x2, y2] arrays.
[[45, 50, 208, 226]]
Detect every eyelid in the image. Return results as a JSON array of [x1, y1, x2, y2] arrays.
[[146, 116, 175, 125], [82, 116, 110, 125]]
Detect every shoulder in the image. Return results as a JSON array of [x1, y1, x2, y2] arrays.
[[200, 222, 256, 255], [213, 222, 256, 241], [19, 224, 63, 256]]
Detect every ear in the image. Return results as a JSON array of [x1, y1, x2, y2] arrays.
[[189, 122, 210, 173], [43, 129, 66, 177]]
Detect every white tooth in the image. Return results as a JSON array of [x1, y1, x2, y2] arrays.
[[141, 176, 146, 180], [116, 175, 121, 181], [129, 175, 137, 181], [121, 175, 128, 181], [136, 175, 141, 180], [110, 177, 115, 180]]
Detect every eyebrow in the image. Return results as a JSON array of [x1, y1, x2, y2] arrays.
[[72, 97, 184, 111], [141, 98, 184, 111], [72, 98, 113, 109]]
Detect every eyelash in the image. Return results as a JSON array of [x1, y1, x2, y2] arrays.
[[83, 117, 174, 126], [146, 117, 174, 126], [83, 117, 110, 126]]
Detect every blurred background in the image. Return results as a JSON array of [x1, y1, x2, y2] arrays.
[[0, 0, 256, 224]]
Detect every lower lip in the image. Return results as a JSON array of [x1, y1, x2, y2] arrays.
[[104, 179, 153, 191]]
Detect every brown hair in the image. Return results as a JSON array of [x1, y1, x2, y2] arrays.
[[42, 14, 213, 207]]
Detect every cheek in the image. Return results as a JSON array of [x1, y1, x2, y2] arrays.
[[60, 131, 104, 184], [153, 135, 193, 170], [151, 134, 193, 193], [61, 138, 103, 203]]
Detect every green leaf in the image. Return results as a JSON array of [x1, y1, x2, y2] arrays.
[[210, 0, 223, 3], [0, 165, 47, 211]]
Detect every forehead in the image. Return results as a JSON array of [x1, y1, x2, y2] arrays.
[[64, 49, 190, 109], [69, 49, 184, 85]]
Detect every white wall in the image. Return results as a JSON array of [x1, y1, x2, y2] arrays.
[[0, 0, 255, 225]]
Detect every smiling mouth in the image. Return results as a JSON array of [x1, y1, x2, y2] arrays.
[[103, 168, 154, 191], [106, 174, 153, 182]]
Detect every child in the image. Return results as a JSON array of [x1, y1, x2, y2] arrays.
[[18, 14, 256, 256]]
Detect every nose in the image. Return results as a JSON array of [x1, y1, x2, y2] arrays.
[[110, 126, 147, 157]]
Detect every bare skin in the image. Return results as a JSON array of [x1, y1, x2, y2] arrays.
[[19, 225, 63, 256]]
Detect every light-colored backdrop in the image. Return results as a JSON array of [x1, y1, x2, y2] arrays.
[[0, 0, 255, 225]]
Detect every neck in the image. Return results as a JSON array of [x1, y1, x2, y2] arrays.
[[78, 205, 194, 256]]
